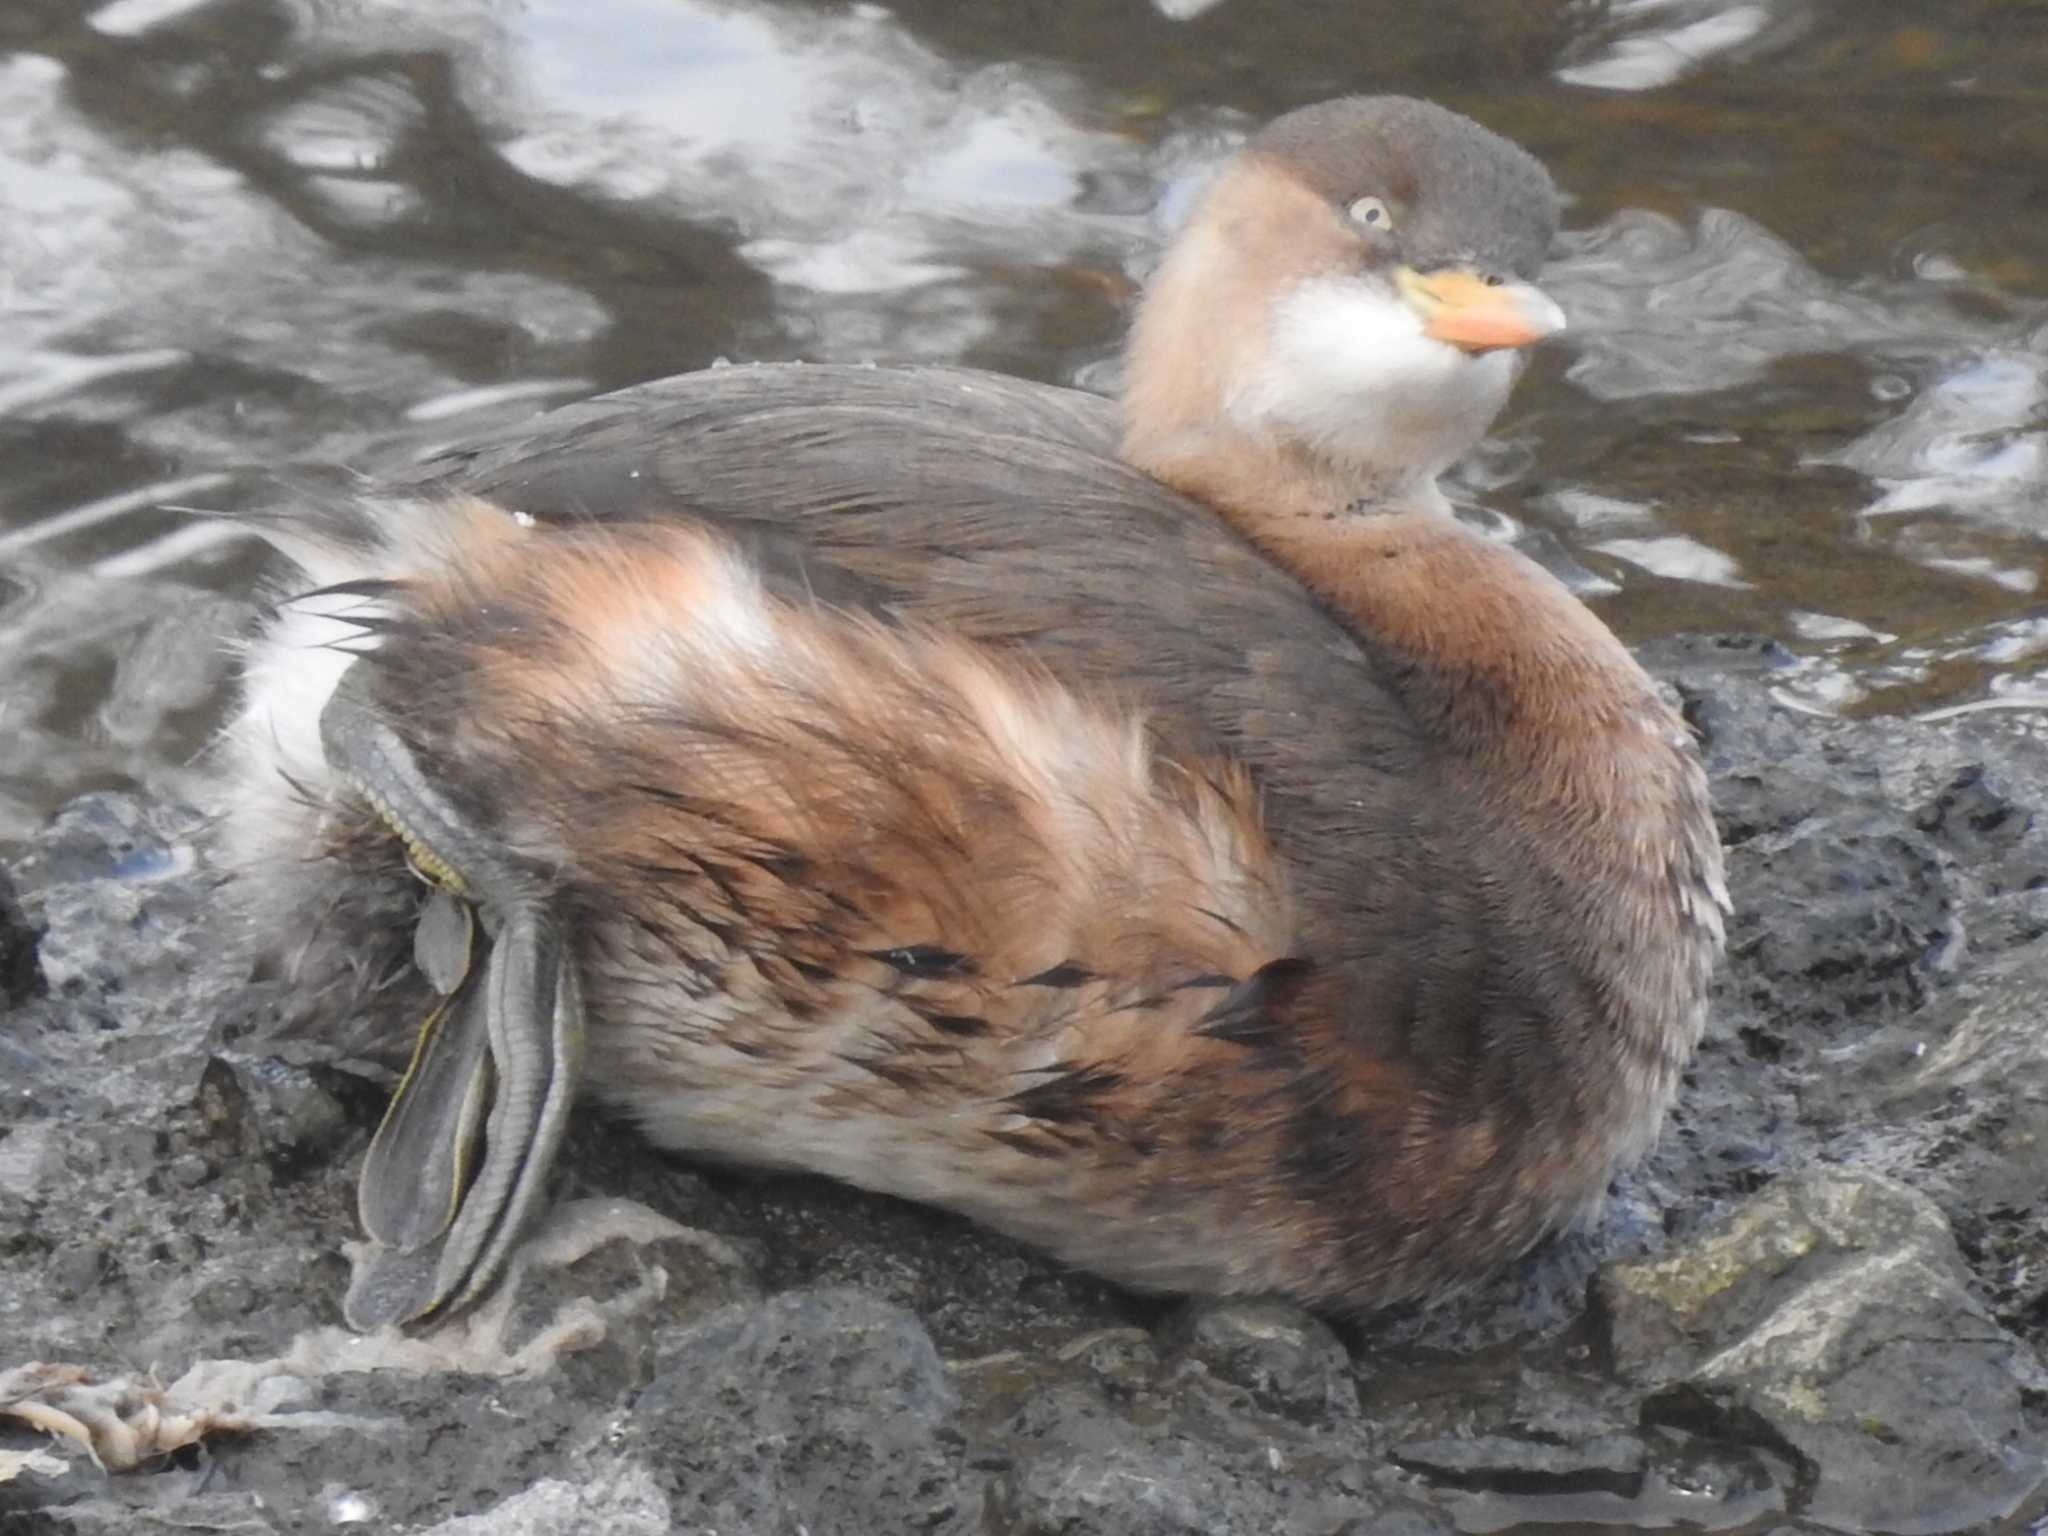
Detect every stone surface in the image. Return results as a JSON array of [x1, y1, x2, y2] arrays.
[[1599, 1170, 2048, 1533], [6, 642, 2048, 1534], [414, 1465, 674, 1535], [629, 1289, 964, 1532], [986, 1380, 1429, 1535], [0, 865, 39, 1009], [1173, 1298, 1358, 1423]]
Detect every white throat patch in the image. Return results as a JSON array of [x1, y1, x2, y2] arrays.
[[1229, 276, 1518, 492]]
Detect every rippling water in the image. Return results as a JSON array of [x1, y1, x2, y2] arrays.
[[2, 0, 2045, 844]]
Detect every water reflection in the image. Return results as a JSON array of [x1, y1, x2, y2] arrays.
[[1, 0, 2045, 834], [1830, 352, 2048, 527], [472, 0, 1170, 361], [86, 0, 223, 36], [1557, 0, 1779, 93]]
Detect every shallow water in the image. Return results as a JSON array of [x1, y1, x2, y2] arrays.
[[1, 0, 2044, 847]]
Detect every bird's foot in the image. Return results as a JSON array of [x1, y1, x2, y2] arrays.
[[319, 665, 585, 1329]]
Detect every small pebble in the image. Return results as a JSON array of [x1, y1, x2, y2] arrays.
[[45, 1240, 107, 1299]]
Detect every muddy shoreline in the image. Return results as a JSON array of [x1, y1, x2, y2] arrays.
[[3, 634, 2047, 1535]]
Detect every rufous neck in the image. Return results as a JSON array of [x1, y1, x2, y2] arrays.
[[1125, 422, 1449, 532], [1247, 506, 1718, 1086], [1253, 507, 1656, 755]]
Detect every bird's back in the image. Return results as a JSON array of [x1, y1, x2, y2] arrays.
[[399, 363, 1497, 1070]]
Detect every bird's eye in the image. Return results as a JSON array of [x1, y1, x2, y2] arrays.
[[1347, 196, 1393, 232]]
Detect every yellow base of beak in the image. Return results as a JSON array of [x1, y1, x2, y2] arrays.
[[1398, 268, 1567, 353]]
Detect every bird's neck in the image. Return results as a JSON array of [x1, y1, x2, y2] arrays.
[[1130, 398, 1697, 906], [1125, 420, 1453, 530], [1245, 505, 1655, 755], [1124, 367, 1623, 781], [1176, 453, 1721, 1067]]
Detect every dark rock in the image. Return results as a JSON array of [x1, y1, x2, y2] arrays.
[[628, 1288, 964, 1532], [6, 793, 208, 1014], [1385, 1417, 1792, 1532], [1597, 1169, 2048, 1533], [988, 1381, 1434, 1536], [226, 1055, 363, 1181], [191, 1275, 259, 1321], [1370, 1361, 1799, 1531], [404, 1466, 674, 1534], [0, 865, 40, 1007], [43, 1241, 108, 1301], [1173, 1298, 1357, 1423], [1058, 1321, 1163, 1395], [1805, 939, 2048, 1239], [193, 1054, 261, 1149], [1915, 764, 2035, 866], [222, 1364, 614, 1528], [1389, 1430, 1643, 1493], [1721, 775, 1951, 1032]]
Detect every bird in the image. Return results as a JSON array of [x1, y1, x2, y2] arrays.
[[214, 95, 1728, 1331]]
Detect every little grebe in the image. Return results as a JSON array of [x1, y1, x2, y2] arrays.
[[218, 96, 1727, 1329]]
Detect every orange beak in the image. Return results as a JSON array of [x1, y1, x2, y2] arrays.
[[1397, 267, 1567, 353]]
